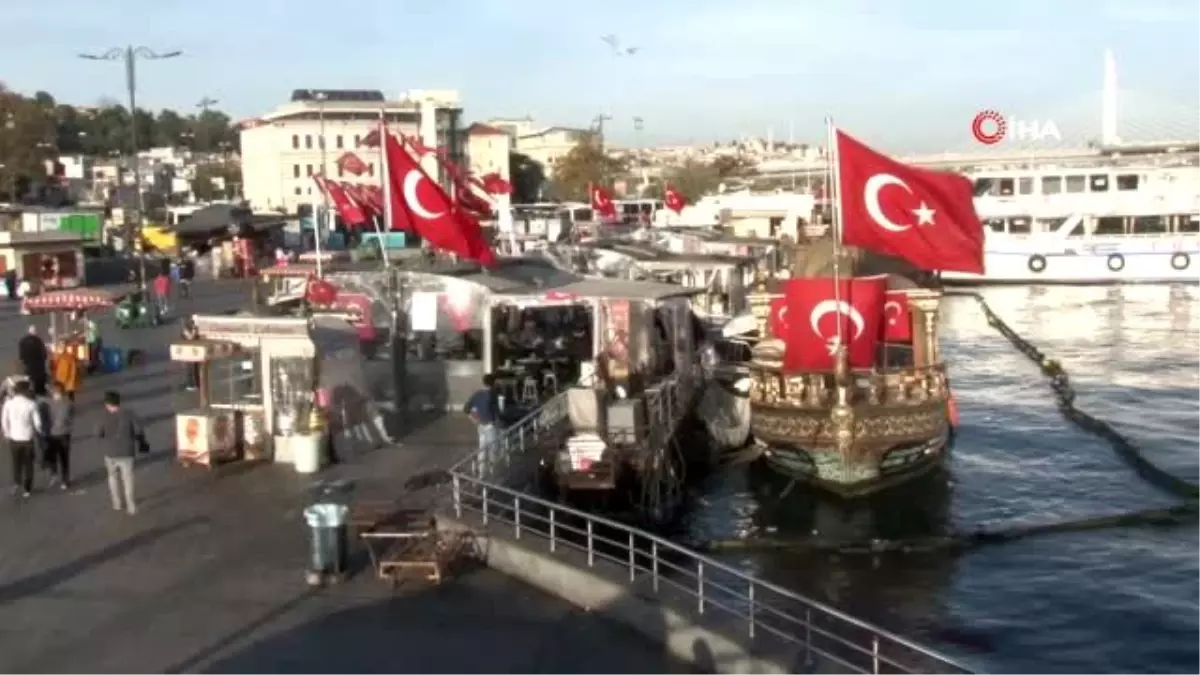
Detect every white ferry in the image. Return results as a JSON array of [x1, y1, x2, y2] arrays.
[[942, 154, 1200, 285]]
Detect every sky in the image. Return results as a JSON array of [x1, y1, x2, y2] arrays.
[[2, 0, 1197, 152]]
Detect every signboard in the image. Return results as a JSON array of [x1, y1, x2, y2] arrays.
[[193, 316, 310, 344]]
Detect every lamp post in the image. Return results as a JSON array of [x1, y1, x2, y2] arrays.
[[79, 46, 181, 288]]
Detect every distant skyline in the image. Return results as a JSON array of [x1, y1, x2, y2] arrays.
[[2, 0, 1197, 152]]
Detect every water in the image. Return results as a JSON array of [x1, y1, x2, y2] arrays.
[[685, 285, 1199, 673]]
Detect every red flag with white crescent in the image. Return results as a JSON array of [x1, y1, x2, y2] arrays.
[[882, 289, 913, 342], [783, 275, 887, 372], [664, 184, 687, 214], [591, 185, 617, 220], [768, 297, 788, 339]]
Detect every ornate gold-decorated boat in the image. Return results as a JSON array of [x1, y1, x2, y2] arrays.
[[742, 245, 953, 497]]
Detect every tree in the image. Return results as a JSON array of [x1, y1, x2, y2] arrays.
[[547, 133, 628, 201], [191, 162, 242, 201], [710, 154, 755, 179], [154, 109, 186, 148], [662, 159, 721, 202], [508, 151, 546, 203]]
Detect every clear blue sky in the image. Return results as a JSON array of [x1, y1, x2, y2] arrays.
[[2, 0, 1197, 151]]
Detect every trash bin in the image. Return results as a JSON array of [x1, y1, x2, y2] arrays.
[[304, 503, 349, 577], [101, 347, 123, 373]]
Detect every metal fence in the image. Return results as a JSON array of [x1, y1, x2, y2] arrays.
[[444, 388, 972, 674]]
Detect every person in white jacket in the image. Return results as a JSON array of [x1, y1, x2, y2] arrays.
[[2, 379, 43, 498]]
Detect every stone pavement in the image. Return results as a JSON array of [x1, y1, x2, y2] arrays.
[[0, 279, 690, 673]]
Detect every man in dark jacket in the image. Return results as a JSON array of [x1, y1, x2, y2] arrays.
[[17, 326, 48, 396], [96, 391, 144, 514], [43, 383, 74, 489]]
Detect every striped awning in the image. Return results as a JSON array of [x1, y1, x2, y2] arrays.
[[23, 289, 123, 312], [261, 264, 319, 279]]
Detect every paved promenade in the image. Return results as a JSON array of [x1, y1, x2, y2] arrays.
[[0, 279, 689, 673]]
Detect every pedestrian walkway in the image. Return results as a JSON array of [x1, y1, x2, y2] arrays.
[[0, 280, 691, 673]]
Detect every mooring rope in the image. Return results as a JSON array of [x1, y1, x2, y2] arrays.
[[699, 290, 1198, 556]]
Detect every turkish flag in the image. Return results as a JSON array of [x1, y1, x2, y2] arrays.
[[591, 185, 618, 220], [882, 289, 913, 342], [480, 173, 512, 196], [664, 184, 687, 214], [343, 183, 378, 218], [337, 152, 368, 176], [767, 297, 789, 339], [383, 129, 495, 265], [313, 176, 367, 226], [836, 130, 985, 274], [783, 275, 887, 372], [305, 278, 338, 305]]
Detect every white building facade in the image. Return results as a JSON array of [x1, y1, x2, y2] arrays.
[[239, 89, 464, 214]]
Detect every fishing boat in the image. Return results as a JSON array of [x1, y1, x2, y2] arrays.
[[734, 242, 954, 497]]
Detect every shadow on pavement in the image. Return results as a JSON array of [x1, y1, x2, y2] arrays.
[[0, 515, 209, 605]]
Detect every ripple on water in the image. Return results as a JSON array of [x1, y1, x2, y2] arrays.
[[688, 285, 1199, 673]]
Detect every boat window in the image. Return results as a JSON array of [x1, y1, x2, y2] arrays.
[[1178, 216, 1199, 233], [572, 208, 594, 222], [1092, 218, 1125, 236], [1131, 216, 1167, 234], [1018, 177, 1034, 195], [973, 178, 992, 195], [998, 178, 1015, 196], [1089, 175, 1109, 192], [983, 218, 1005, 232], [1008, 218, 1031, 235], [622, 203, 640, 216], [1065, 176, 1086, 193], [1116, 174, 1139, 191], [640, 203, 655, 214], [1042, 176, 1063, 194]]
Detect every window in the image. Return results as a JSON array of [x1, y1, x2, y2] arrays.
[[1093, 218, 1125, 235], [1018, 177, 1034, 195], [336, 135, 344, 149], [1065, 175, 1086, 193], [305, 135, 312, 149], [998, 178, 1014, 196], [337, 165, 344, 178], [1131, 216, 1167, 234], [1116, 174, 1139, 191], [291, 134, 299, 149], [306, 164, 313, 176], [1008, 218, 1031, 235], [318, 135, 325, 150], [292, 164, 300, 178], [1042, 176, 1062, 195], [973, 178, 993, 195], [1179, 216, 1199, 233], [354, 135, 361, 148], [307, 187, 312, 195], [367, 163, 375, 177], [983, 219, 1005, 232], [294, 187, 302, 195], [1088, 175, 1108, 192]]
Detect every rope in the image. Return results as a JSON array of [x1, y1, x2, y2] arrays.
[[700, 291, 1198, 556]]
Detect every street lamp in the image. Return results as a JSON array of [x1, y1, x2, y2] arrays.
[[79, 46, 181, 288]]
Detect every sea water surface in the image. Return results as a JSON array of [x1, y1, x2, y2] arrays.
[[686, 285, 1199, 673]]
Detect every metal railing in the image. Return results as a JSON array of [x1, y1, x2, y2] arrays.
[[452, 387, 572, 484], [448, 473, 971, 674]]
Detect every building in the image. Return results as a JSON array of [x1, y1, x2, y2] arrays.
[[465, 123, 512, 179], [239, 89, 464, 214], [485, 117, 589, 176]]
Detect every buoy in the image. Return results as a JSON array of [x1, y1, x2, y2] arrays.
[[947, 392, 960, 427]]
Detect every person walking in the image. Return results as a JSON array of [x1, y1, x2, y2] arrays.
[[43, 383, 73, 489], [18, 326, 48, 396], [96, 391, 144, 514], [463, 374, 500, 472], [152, 272, 170, 317], [2, 380, 43, 498]]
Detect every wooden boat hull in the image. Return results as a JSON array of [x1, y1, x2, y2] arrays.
[[750, 397, 952, 498]]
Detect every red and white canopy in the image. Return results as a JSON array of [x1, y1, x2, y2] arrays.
[[23, 288, 123, 312]]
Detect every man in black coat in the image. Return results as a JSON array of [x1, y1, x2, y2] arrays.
[[18, 326, 48, 396]]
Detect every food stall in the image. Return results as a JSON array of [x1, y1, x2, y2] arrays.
[[170, 313, 379, 471], [23, 288, 127, 378]]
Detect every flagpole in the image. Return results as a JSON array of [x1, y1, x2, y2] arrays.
[[824, 116, 845, 362], [375, 109, 392, 268], [313, 194, 325, 279]]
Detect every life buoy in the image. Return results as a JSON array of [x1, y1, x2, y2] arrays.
[[1171, 253, 1190, 271], [1028, 255, 1047, 273], [1107, 254, 1125, 272], [947, 393, 960, 428]]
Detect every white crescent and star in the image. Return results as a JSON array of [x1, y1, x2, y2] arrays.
[[403, 170, 445, 220], [884, 300, 903, 326], [863, 173, 937, 232], [809, 300, 865, 341]]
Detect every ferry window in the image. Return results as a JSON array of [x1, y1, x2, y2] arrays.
[[304, 135, 312, 150], [1065, 176, 1086, 193], [640, 203, 654, 214], [292, 164, 300, 178], [1131, 216, 1167, 234], [1041, 176, 1063, 195], [1089, 175, 1108, 192], [1018, 178, 1034, 195], [1179, 217, 1199, 233], [984, 218, 1005, 232], [973, 178, 992, 195], [1008, 218, 1031, 235], [998, 178, 1014, 196], [622, 203, 639, 216], [573, 208, 594, 222], [291, 134, 299, 149], [1093, 218, 1125, 235], [1116, 174, 1139, 191]]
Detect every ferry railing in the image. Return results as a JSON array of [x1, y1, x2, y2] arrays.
[[447, 473, 972, 674]]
